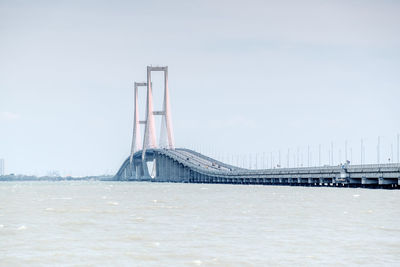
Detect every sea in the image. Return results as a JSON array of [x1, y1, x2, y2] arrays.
[[0, 181, 399, 266]]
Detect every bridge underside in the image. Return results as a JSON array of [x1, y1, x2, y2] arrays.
[[115, 148, 400, 189]]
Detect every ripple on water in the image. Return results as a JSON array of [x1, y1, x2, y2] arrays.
[[192, 260, 202, 266], [125, 234, 145, 241], [377, 226, 400, 233], [133, 217, 145, 222]]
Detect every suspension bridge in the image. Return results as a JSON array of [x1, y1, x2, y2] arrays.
[[115, 66, 400, 188]]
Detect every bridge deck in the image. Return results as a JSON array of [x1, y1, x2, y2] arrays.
[[116, 149, 400, 189]]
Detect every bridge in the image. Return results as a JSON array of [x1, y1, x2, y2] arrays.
[[115, 66, 400, 189]]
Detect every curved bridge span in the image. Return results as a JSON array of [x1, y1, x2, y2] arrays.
[[115, 148, 400, 188]]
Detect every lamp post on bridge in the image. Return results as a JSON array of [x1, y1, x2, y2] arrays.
[[397, 133, 399, 163], [350, 147, 353, 165], [377, 136, 380, 165], [361, 139, 364, 166], [318, 144, 321, 166]]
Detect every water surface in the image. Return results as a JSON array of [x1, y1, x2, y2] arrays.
[[0, 182, 399, 266]]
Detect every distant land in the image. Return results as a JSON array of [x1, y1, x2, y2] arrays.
[[0, 174, 114, 182]]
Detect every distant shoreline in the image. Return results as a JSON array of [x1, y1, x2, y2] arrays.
[[0, 174, 115, 182]]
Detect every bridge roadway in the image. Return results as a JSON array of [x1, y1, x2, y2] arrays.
[[115, 148, 400, 188]]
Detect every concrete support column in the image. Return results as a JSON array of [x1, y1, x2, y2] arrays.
[[173, 161, 179, 182]]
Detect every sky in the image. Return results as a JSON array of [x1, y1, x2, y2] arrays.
[[1, 0, 400, 176]]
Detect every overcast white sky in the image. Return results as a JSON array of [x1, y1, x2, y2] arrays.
[[1, 0, 399, 176]]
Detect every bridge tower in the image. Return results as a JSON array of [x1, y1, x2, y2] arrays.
[[130, 66, 174, 178], [142, 66, 175, 151], [130, 82, 147, 165]]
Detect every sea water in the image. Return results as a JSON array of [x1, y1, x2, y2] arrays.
[[0, 181, 399, 266]]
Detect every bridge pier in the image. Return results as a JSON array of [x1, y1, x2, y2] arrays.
[[362, 177, 379, 185], [378, 177, 397, 185], [173, 161, 180, 182]]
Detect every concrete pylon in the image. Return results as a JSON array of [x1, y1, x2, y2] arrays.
[[130, 82, 146, 164], [141, 66, 175, 178], [163, 67, 175, 149], [142, 66, 175, 151], [143, 67, 157, 150]]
